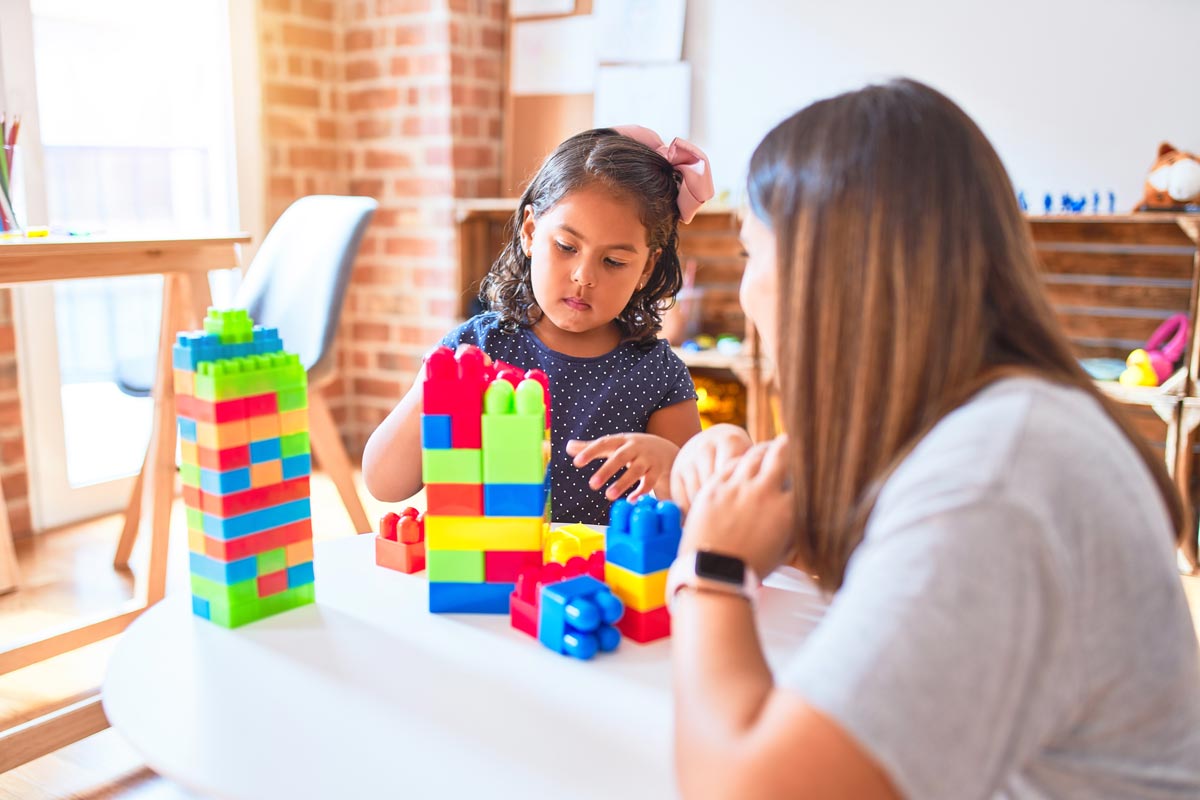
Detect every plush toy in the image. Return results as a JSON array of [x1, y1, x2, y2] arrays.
[[1136, 142, 1200, 212]]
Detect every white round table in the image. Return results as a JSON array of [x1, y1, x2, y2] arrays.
[[103, 533, 828, 799]]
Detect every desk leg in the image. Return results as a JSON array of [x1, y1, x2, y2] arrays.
[[0, 466, 19, 594]]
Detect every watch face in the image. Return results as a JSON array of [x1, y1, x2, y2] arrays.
[[695, 551, 745, 585]]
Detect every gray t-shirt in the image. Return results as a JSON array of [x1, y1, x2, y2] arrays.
[[780, 377, 1200, 799]]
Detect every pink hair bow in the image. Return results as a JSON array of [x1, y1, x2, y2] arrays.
[[613, 125, 715, 223]]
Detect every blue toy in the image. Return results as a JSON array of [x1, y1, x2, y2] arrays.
[[538, 576, 623, 660], [1043, 193, 1053, 214], [606, 497, 683, 574]]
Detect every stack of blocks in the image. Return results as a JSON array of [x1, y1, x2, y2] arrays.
[[421, 345, 551, 613], [177, 309, 315, 628], [604, 497, 681, 643], [509, 552, 605, 637]]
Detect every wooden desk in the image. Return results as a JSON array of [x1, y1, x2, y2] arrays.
[[0, 234, 248, 771], [101, 533, 828, 798]]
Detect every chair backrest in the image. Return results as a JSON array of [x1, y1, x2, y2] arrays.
[[235, 195, 378, 384]]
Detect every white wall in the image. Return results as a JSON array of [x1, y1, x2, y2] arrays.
[[684, 0, 1200, 211]]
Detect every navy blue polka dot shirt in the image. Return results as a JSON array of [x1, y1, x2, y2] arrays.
[[441, 313, 697, 525]]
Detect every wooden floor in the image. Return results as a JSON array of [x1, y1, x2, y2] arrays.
[[0, 470, 397, 800], [2, 475, 1200, 799]]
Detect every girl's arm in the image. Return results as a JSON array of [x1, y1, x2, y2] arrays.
[[566, 400, 701, 501], [361, 379, 424, 503], [672, 441, 900, 799]]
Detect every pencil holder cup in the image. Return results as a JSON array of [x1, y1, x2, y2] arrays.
[[0, 145, 21, 234]]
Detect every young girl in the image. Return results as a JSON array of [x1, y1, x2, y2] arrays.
[[363, 126, 711, 525], [666, 80, 1200, 798]]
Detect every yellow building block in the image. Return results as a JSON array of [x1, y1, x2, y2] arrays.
[[544, 523, 604, 565], [251, 460, 284, 488], [286, 538, 314, 566], [249, 413, 282, 441], [425, 516, 543, 551], [605, 561, 668, 612], [180, 439, 199, 467], [280, 408, 308, 436], [174, 369, 194, 396], [196, 419, 250, 449], [188, 527, 207, 554]]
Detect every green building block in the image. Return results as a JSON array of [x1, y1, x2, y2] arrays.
[[482, 378, 546, 484], [204, 308, 254, 344], [280, 432, 311, 458], [193, 353, 306, 401], [204, 582, 315, 628], [257, 547, 287, 574], [422, 448, 482, 484], [277, 386, 308, 411], [186, 507, 205, 534], [191, 572, 259, 606], [426, 549, 484, 583], [180, 463, 200, 488]]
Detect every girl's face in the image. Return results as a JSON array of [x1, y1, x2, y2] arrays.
[[521, 184, 658, 348], [738, 211, 778, 360]]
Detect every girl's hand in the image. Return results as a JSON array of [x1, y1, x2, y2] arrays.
[[669, 424, 754, 513], [680, 436, 796, 579], [567, 433, 680, 502]]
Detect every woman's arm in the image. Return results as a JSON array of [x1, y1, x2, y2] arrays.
[[672, 440, 900, 799], [361, 379, 424, 503]]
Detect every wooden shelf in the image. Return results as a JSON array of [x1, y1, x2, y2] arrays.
[[672, 346, 754, 372]]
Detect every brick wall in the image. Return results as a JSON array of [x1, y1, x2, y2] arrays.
[[260, 0, 505, 455], [0, 0, 504, 536]]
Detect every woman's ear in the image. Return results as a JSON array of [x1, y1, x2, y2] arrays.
[[520, 206, 536, 257]]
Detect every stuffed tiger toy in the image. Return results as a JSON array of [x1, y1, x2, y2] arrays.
[[1137, 142, 1200, 211]]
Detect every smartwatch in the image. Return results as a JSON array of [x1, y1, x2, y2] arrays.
[[666, 550, 759, 612]]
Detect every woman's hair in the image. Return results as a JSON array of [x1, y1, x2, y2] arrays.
[[481, 128, 684, 344], [748, 78, 1192, 591]]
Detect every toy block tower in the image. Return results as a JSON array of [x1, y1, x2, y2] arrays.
[[604, 497, 682, 643], [421, 345, 550, 613], [177, 309, 315, 628]]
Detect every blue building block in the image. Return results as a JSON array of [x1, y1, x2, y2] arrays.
[[199, 466, 251, 495], [538, 575, 623, 660], [282, 454, 312, 480], [605, 497, 683, 575], [287, 561, 314, 588], [192, 595, 212, 620], [421, 414, 453, 450], [249, 437, 283, 464], [201, 498, 312, 540], [483, 483, 545, 517], [428, 581, 514, 613], [189, 551, 259, 584], [178, 417, 198, 442], [173, 327, 286, 371]]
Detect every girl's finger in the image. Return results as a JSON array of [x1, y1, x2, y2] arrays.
[[568, 436, 619, 465], [589, 443, 639, 488], [605, 467, 645, 501], [734, 442, 770, 482], [627, 475, 651, 503]]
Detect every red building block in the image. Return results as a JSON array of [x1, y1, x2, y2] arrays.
[[203, 518, 313, 561], [484, 550, 543, 583], [617, 605, 671, 643], [196, 443, 251, 471], [195, 476, 310, 518], [376, 508, 425, 573], [426, 483, 483, 516], [508, 553, 605, 638], [176, 394, 248, 424], [422, 346, 488, 448], [258, 569, 289, 598], [245, 391, 279, 417]]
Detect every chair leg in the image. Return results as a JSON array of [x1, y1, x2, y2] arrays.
[[113, 452, 147, 569], [307, 388, 371, 534]]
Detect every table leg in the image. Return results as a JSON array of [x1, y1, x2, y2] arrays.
[[0, 467, 19, 594]]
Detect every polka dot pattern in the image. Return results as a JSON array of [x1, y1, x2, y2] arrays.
[[441, 313, 697, 525]]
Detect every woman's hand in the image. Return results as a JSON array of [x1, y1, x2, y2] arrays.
[[566, 433, 680, 502], [669, 423, 754, 513], [680, 436, 796, 579]]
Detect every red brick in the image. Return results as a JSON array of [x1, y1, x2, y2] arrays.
[[346, 59, 381, 80], [299, 0, 335, 20], [384, 237, 442, 258], [282, 23, 334, 51], [352, 322, 392, 342], [265, 114, 309, 139], [365, 149, 412, 169], [347, 87, 399, 111], [289, 146, 338, 170], [345, 28, 376, 50], [1, 472, 27, 501], [263, 0, 290, 11], [265, 83, 320, 108]]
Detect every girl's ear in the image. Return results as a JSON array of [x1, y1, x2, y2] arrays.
[[640, 248, 661, 287], [520, 205, 536, 257]]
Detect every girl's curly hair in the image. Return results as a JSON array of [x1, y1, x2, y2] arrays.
[[480, 128, 685, 346]]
